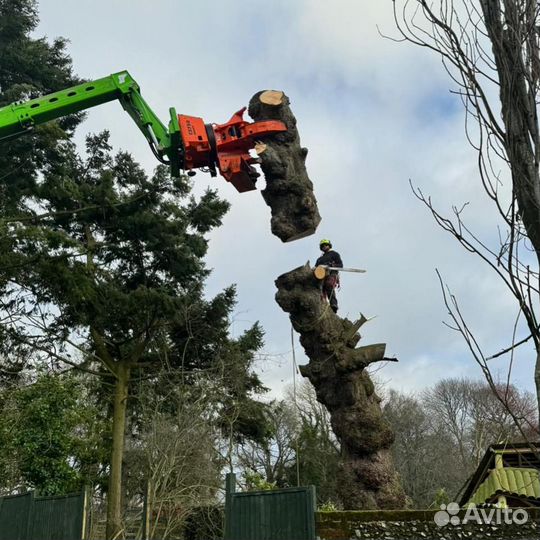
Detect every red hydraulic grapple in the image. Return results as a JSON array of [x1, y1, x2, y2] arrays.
[[178, 108, 285, 192]]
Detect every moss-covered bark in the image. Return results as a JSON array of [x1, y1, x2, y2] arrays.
[[275, 264, 406, 509]]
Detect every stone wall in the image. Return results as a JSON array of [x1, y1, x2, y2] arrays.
[[316, 509, 540, 540]]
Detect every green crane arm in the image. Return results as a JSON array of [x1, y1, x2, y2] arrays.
[[0, 70, 182, 175]]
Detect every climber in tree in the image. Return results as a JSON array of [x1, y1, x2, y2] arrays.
[[316, 239, 343, 313]]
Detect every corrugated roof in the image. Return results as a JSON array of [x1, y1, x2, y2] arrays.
[[459, 443, 540, 506], [468, 467, 540, 506]]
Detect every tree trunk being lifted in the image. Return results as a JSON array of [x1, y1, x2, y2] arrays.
[[248, 90, 321, 243], [275, 264, 407, 509]]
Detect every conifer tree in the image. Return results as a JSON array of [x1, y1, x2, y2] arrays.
[[0, 3, 268, 535]]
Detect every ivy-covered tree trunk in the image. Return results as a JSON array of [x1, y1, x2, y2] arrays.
[[275, 264, 407, 509]]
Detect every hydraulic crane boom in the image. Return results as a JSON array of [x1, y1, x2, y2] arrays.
[[0, 71, 286, 192], [0, 72, 179, 169]]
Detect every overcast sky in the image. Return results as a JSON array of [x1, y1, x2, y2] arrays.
[[34, 0, 536, 398]]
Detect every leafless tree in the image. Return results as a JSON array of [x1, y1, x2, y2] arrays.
[[234, 382, 341, 501], [133, 385, 222, 539], [384, 379, 537, 507], [284, 381, 337, 450], [423, 378, 538, 466], [235, 401, 298, 488], [383, 389, 460, 507], [392, 0, 540, 423]]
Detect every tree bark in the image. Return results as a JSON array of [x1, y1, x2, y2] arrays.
[[480, 0, 540, 422], [275, 263, 407, 509], [106, 361, 130, 539], [536, 350, 540, 429], [248, 90, 321, 243]]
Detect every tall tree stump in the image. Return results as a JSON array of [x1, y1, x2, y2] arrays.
[[275, 263, 407, 509], [248, 91, 321, 242]]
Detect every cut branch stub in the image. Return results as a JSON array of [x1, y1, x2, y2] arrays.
[[248, 90, 321, 242]]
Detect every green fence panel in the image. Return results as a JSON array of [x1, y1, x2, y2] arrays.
[[0, 491, 84, 540], [0, 492, 32, 540], [224, 474, 316, 540], [29, 493, 85, 540]]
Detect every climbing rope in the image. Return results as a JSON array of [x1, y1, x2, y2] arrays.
[[291, 323, 301, 487]]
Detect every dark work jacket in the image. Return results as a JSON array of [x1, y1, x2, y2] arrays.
[[316, 250, 343, 268]]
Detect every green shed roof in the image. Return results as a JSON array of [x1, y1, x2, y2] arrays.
[[468, 467, 540, 506], [459, 443, 540, 506]]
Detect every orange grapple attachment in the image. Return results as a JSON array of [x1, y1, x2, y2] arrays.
[[178, 107, 286, 192]]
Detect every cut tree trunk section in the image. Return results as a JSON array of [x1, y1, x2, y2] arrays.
[[248, 90, 321, 243], [275, 263, 407, 509]]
